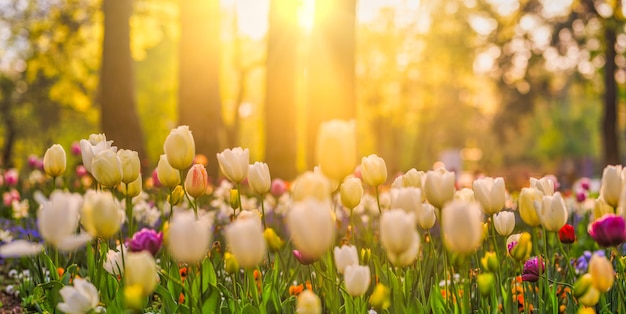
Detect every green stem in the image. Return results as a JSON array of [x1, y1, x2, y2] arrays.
[[125, 183, 134, 236], [236, 182, 243, 218], [375, 185, 381, 215], [260, 194, 267, 229]]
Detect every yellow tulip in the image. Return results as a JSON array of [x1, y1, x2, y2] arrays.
[[43, 144, 66, 177], [163, 125, 195, 171]]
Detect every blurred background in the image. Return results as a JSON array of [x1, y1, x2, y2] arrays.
[[0, 0, 624, 189]]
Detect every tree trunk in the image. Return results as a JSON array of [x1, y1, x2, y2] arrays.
[[306, 0, 357, 169], [100, 0, 145, 163], [264, 0, 298, 180], [179, 0, 223, 180], [603, 24, 619, 165]]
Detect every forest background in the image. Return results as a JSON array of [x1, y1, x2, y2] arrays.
[[1, 0, 624, 190]]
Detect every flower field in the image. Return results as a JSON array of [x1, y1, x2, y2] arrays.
[[0, 121, 625, 313]]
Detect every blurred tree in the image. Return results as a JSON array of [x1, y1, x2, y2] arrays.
[[264, 0, 298, 180], [100, 0, 146, 160], [306, 0, 356, 169], [179, 0, 223, 179]]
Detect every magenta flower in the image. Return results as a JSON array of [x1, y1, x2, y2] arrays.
[[70, 142, 82, 156], [4, 169, 18, 186], [127, 228, 163, 256], [588, 214, 626, 247], [522, 256, 545, 282], [270, 179, 288, 197], [293, 250, 316, 265]]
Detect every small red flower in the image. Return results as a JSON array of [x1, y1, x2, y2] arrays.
[[559, 224, 576, 244]]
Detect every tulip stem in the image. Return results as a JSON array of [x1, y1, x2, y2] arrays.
[[260, 194, 266, 229], [375, 185, 381, 215], [167, 187, 174, 223], [236, 183, 243, 218], [125, 183, 134, 236]]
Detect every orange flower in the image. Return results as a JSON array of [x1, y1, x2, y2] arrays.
[[180, 267, 188, 282], [57, 267, 65, 277], [289, 284, 304, 296]]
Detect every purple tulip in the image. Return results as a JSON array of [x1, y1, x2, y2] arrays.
[[293, 250, 316, 265], [576, 191, 587, 203], [588, 214, 626, 247], [522, 256, 545, 282], [127, 228, 163, 256]]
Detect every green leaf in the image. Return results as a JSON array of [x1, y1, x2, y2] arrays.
[[155, 284, 179, 314], [202, 258, 217, 289], [40, 253, 59, 281], [201, 286, 221, 314]]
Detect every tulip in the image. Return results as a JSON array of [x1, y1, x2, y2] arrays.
[[390, 187, 422, 214], [217, 147, 249, 183], [481, 251, 499, 272], [296, 290, 321, 314], [518, 187, 543, 227], [558, 224, 576, 244], [263, 228, 284, 252], [270, 178, 288, 196], [57, 278, 99, 314], [334, 245, 359, 274], [441, 200, 483, 255], [344, 265, 371, 296], [600, 165, 624, 207], [416, 203, 437, 230], [402, 168, 425, 189], [169, 185, 185, 206], [530, 176, 555, 196], [125, 251, 158, 297], [477, 273, 495, 297], [380, 209, 417, 256], [472, 177, 506, 215], [225, 216, 266, 268], [287, 198, 335, 261], [510, 232, 532, 262], [124, 284, 145, 310], [81, 190, 122, 239], [128, 228, 163, 257], [360, 154, 387, 186], [588, 253, 614, 292], [184, 164, 208, 198], [292, 171, 332, 202], [538, 192, 568, 231], [103, 245, 126, 276], [224, 252, 240, 274], [593, 198, 614, 220], [573, 273, 593, 298], [424, 167, 456, 209], [164, 125, 195, 171], [3, 168, 18, 186], [38, 191, 92, 251], [369, 283, 391, 310], [340, 177, 363, 210], [521, 256, 545, 282], [79, 133, 116, 173], [578, 285, 600, 307], [91, 149, 122, 187], [0, 240, 44, 258], [315, 119, 357, 181], [71, 141, 81, 156], [156, 155, 181, 188], [454, 188, 475, 202], [248, 162, 271, 195], [123, 174, 142, 198], [117, 149, 140, 184], [167, 211, 212, 264], [493, 211, 515, 236], [293, 249, 317, 265], [386, 230, 419, 266], [588, 214, 626, 247], [43, 144, 66, 177]]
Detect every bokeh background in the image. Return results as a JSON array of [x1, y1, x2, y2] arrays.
[[0, 0, 623, 189]]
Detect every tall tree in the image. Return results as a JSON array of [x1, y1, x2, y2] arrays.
[[100, 0, 146, 160], [306, 0, 356, 169], [179, 0, 223, 179], [264, 0, 298, 180]]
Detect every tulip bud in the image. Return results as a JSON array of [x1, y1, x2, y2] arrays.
[[225, 216, 266, 268], [530, 176, 555, 196], [454, 188, 475, 202], [164, 125, 195, 171], [538, 192, 568, 232], [402, 168, 424, 189], [230, 189, 240, 209], [518, 187, 543, 227], [442, 200, 483, 255], [217, 147, 249, 183], [593, 198, 614, 220], [117, 149, 140, 184], [369, 283, 391, 310], [156, 155, 181, 188], [81, 190, 122, 239], [43, 144, 66, 177], [360, 154, 387, 186], [344, 265, 371, 296], [167, 211, 213, 264], [91, 150, 122, 187], [340, 177, 363, 210], [124, 284, 145, 310], [361, 248, 371, 264], [477, 273, 495, 297], [600, 165, 624, 207], [472, 177, 506, 215], [169, 185, 184, 206], [424, 167, 456, 209], [588, 253, 614, 292], [334, 245, 359, 274], [296, 290, 321, 314], [124, 251, 158, 297], [263, 228, 284, 252], [248, 162, 271, 195], [481, 252, 499, 272], [380, 210, 420, 266], [493, 211, 515, 236], [224, 252, 239, 274], [416, 203, 437, 230], [184, 164, 208, 198], [510, 232, 532, 262], [578, 285, 600, 307], [558, 224, 576, 244], [123, 174, 143, 198], [287, 199, 335, 261], [573, 273, 593, 298], [390, 187, 422, 214], [292, 171, 332, 202], [315, 120, 357, 182], [80, 133, 116, 173], [521, 256, 545, 282]]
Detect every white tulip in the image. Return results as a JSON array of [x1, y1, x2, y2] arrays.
[[344, 265, 371, 296], [156, 154, 181, 188], [91, 149, 122, 187], [38, 191, 91, 251], [538, 192, 568, 232], [390, 187, 422, 214], [454, 188, 475, 202], [600, 165, 626, 207], [217, 147, 249, 183], [530, 176, 555, 196], [334, 245, 358, 274], [225, 215, 266, 268], [442, 200, 483, 255], [287, 198, 335, 261], [292, 171, 332, 202], [416, 203, 437, 230], [57, 278, 99, 314], [248, 162, 271, 195], [360, 154, 387, 186], [424, 168, 455, 209], [493, 211, 515, 236], [103, 245, 126, 276], [340, 177, 363, 210], [473, 177, 506, 215], [386, 230, 420, 266], [43, 144, 66, 177], [79, 133, 116, 173], [163, 125, 195, 171], [380, 209, 417, 256], [0, 240, 43, 258], [167, 211, 213, 264]]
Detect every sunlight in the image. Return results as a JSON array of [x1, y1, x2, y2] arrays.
[[299, 0, 315, 31]]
